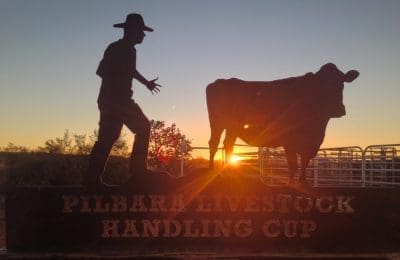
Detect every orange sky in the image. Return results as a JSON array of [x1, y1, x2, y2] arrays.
[[1, 1, 399, 152]]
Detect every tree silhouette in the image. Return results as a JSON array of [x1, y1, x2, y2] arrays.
[[36, 129, 129, 156], [2, 121, 191, 166], [148, 120, 192, 170], [73, 134, 92, 155], [39, 130, 73, 154], [1, 143, 29, 153], [111, 134, 129, 157]]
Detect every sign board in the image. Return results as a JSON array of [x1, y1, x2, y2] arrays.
[[5, 172, 400, 253]]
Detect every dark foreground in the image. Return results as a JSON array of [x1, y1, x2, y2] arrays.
[[2, 168, 400, 258], [1, 250, 399, 260]]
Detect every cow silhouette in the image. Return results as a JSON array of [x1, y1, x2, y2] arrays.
[[206, 63, 359, 182]]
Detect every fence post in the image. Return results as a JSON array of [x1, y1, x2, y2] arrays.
[[313, 157, 319, 187], [179, 139, 186, 178], [361, 148, 366, 187], [258, 147, 264, 177], [222, 148, 225, 167]]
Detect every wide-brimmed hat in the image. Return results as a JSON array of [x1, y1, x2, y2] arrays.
[[113, 13, 153, 32]]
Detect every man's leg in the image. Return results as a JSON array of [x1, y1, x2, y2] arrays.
[[122, 101, 151, 174], [86, 108, 123, 186]]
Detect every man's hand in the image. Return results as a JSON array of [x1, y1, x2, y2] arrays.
[[146, 77, 162, 94]]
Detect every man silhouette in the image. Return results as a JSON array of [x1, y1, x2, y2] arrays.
[[86, 13, 162, 189]]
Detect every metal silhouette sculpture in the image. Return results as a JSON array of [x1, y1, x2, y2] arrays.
[[86, 14, 163, 189], [207, 63, 359, 183]]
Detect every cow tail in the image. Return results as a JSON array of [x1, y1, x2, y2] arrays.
[[206, 82, 219, 129]]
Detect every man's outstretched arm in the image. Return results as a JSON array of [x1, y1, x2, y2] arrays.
[[133, 69, 162, 94]]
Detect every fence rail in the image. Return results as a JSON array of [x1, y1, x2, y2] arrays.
[[180, 143, 400, 188]]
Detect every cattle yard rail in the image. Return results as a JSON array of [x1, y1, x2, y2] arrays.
[[180, 143, 400, 188], [259, 146, 366, 187]]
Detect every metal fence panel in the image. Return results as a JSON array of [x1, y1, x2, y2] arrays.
[[182, 144, 400, 188], [363, 144, 400, 187]]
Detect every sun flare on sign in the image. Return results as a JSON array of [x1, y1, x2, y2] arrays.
[[230, 155, 242, 165]]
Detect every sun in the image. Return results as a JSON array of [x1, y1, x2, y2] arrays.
[[229, 155, 242, 165]]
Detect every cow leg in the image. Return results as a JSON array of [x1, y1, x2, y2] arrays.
[[223, 130, 237, 165], [284, 147, 298, 183], [208, 126, 224, 169], [300, 156, 310, 183], [300, 151, 317, 184]]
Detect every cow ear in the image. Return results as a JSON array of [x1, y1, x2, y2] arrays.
[[344, 70, 359, 83]]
